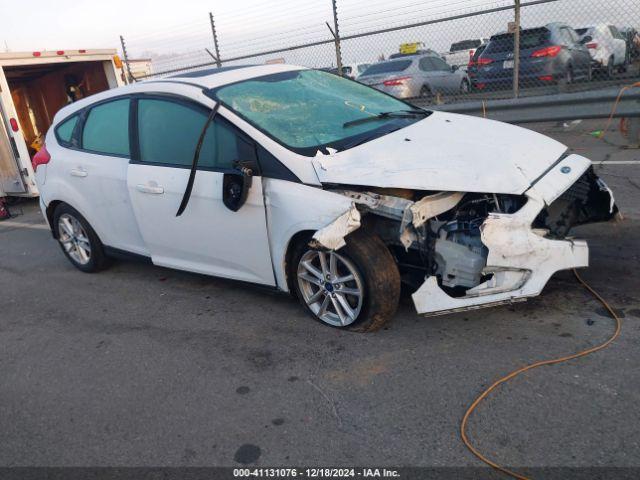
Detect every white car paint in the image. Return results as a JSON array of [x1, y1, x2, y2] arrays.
[[578, 24, 627, 68], [312, 112, 567, 195], [412, 153, 592, 315], [37, 64, 617, 321]]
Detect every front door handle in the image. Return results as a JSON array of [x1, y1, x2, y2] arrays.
[[70, 168, 88, 178], [136, 184, 164, 195]]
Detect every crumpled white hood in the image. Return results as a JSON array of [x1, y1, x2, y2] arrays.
[[312, 111, 568, 194]]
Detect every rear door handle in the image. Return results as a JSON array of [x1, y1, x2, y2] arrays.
[[136, 184, 164, 195], [70, 168, 88, 178]]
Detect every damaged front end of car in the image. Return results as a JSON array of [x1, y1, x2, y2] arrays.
[[314, 153, 619, 316]]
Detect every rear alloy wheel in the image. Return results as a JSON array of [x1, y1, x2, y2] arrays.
[[291, 231, 401, 332], [53, 204, 107, 273], [460, 79, 470, 94]]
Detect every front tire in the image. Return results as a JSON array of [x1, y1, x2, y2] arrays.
[[53, 204, 107, 273], [291, 231, 400, 332]]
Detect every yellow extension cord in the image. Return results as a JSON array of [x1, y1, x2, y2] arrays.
[[460, 80, 638, 480], [460, 269, 622, 480]]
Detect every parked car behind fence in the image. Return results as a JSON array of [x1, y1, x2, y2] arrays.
[[443, 37, 488, 70], [474, 23, 592, 91], [358, 53, 469, 100], [576, 24, 629, 77]]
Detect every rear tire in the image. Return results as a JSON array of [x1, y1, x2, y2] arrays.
[[419, 85, 433, 104], [290, 230, 401, 333], [607, 56, 615, 78], [460, 79, 470, 94], [53, 203, 108, 273]]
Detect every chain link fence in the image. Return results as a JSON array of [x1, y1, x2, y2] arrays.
[[120, 0, 640, 105]]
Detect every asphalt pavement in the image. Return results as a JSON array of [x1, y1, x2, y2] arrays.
[[0, 120, 639, 474]]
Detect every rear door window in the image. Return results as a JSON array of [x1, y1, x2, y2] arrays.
[[136, 98, 243, 170], [82, 98, 130, 156], [431, 57, 451, 71], [418, 57, 435, 71]]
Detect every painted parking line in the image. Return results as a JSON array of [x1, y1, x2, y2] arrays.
[[0, 220, 49, 230], [592, 160, 640, 165]]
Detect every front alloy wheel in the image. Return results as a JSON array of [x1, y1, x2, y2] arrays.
[[297, 250, 364, 327], [290, 231, 401, 332]]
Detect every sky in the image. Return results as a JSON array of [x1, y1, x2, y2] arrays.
[[1, 0, 636, 73]]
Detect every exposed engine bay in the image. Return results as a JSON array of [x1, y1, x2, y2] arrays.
[[318, 165, 619, 313]]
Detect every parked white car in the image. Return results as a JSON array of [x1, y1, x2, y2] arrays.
[[576, 24, 628, 77], [442, 37, 489, 70], [33, 65, 618, 332], [342, 63, 371, 80]]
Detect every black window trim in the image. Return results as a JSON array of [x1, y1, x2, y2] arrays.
[[77, 95, 134, 159], [54, 88, 300, 183], [54, 114, 81, 148], [53, 95, 135, 159], [129, 91, 262, 175]]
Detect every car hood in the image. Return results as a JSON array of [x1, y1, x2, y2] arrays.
[[311, 111, 568, 195]]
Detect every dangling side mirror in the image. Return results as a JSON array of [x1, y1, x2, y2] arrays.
[[222, 159, 257, 212]]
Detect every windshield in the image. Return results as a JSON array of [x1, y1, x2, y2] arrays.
[[360, 60, 412, 76], [211, 69, 426, 155]]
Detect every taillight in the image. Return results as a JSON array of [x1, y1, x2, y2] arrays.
[[539, 75, 555, 82], [9, 118, 19, 132], [475, 83, 486, 89], [383, 76, 411, 86], [586, 42, 598, 49], [476, 57, 494, 65], [32, 144, 51, 172], [531, 45, 562, 58]]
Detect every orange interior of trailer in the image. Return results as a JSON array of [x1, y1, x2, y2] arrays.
[[5, 61, 111, 157]]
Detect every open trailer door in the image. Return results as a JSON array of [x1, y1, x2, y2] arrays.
[[0, 49, 123, 197], [0, 99, 25, 194]]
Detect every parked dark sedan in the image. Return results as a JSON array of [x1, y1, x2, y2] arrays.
[[474, 23, 592, 90]]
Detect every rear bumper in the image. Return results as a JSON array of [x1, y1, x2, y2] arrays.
[[474, 58, 565, 87], [412, 154, 618, 315]]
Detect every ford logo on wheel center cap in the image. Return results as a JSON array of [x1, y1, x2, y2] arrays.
[[561, 166, 571, 174]]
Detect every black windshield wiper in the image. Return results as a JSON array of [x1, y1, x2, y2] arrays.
[[343, 109, 429, 128]]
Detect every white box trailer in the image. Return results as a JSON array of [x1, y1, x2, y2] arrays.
[[0, 49, 124, 197]]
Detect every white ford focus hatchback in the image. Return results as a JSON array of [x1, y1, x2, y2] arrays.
[[34, 64, 618, 332]]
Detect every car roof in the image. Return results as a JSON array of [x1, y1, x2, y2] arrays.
[[153, 63, 306, 89]]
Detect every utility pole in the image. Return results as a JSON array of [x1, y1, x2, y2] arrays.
[[330, 0, 343, 75], [513, 0, 521, 98], [119, 35, 135, 83], [209, 12, 222, 68]]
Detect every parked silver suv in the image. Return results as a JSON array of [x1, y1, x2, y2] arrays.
[[358, 53, 470, 100]]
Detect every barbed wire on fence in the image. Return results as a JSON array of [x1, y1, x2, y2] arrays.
[[119, 0, 640, 104]]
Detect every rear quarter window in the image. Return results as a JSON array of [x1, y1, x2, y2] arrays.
[[55, 115, 79, 145]]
